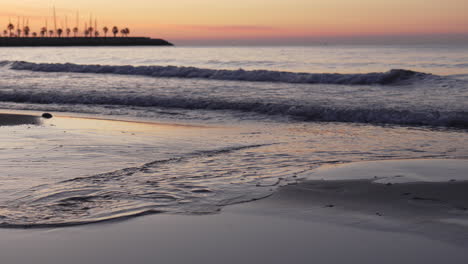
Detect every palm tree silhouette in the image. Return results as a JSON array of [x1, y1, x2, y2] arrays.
[[23, 26, 30, 37], [16, 28, 22, 37], [94, 31, 99, 37], [48, 30, 54, 37], [120, 28, 130, 37], [40, 27, 47, 37], [112, 26, 118, 37], [3, 30, 7, 37], [57, 28, 63, 37], [66, 28, 71, 37], [32, 32, 37, 37], [73, 27, 78, 37], [7, 23, 14, 37], [103, 26, 108, 37]]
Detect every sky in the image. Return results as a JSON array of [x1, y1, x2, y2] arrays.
[[1, 0, 467, 45]]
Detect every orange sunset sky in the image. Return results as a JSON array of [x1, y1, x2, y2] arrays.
[[1, 0, 467, 45]]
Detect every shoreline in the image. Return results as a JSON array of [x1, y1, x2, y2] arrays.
[[1, 110, 468, 263], [0, 113, 42, 126], [0, 109, 211, 128]]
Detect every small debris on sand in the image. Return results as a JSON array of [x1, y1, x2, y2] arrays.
[[42, 113, 53, 119]]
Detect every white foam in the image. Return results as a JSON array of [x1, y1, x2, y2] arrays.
[[0, 88, 466, 128]]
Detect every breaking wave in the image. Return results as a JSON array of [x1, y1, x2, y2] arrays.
[[0, 60, 465, 128], [0, 89, 466, 128], [5, 60, 432, 85]]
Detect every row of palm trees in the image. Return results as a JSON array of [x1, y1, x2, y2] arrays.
[[3, 23, 130, 38]]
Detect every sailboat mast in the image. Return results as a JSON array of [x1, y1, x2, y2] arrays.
[[53, 6, 57, 35], [76, 11, 79, 28], [89, 14, 92, 30]]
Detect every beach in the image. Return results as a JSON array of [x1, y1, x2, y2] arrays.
[[0, 45, 467, 263], [0, 111, 467, 263], [1, 0, 468, 260]]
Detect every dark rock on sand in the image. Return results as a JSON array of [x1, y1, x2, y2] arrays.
[[42, 113, 53, 119]]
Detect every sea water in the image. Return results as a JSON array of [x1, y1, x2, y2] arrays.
[[0, 45, 467, 227]]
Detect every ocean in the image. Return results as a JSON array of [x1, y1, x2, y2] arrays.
[[0, 45, 467, 227]]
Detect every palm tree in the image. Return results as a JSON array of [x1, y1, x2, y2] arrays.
[[57, 28, 63, 37], [84, 29, 89, 37], [16, 28, 22, 37], [120, 28, 130, 37], [66, 28, 71, 37], [73, 27, 78, 37], [32, 32, 37, 37], [3, 30, 7, 37], [94, 31, 99, 37], [88, 26, 94, 37], [48, 30, 54, 37], [103, 26, 108, 37], [23, 26, 30, 37], [40, 27, 47, 37], [112, 26, 118, 37], [7, 23, 14, 37]]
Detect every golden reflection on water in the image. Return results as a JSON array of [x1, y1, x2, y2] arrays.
[[45, 115, 210, 134]]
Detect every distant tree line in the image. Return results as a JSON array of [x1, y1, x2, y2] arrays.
[[3, 21, 130, 38]]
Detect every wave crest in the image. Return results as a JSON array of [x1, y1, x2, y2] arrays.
[[0, 89, 466, 128], [6, 60, 430, 85]]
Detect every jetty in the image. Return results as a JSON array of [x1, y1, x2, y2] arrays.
[[0, 37, 173, 47]]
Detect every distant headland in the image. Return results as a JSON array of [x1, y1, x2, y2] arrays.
[[0, 37, 173, 47], [1, 7, 173, 46]]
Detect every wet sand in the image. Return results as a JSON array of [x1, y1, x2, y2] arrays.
[[0, 159, 467, 263], [1, 111, 467, 263], [0, 113, 42, 126], [1, 207, 467, 264]]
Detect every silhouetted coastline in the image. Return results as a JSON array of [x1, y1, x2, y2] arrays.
[[0, 37, 173, 47]]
